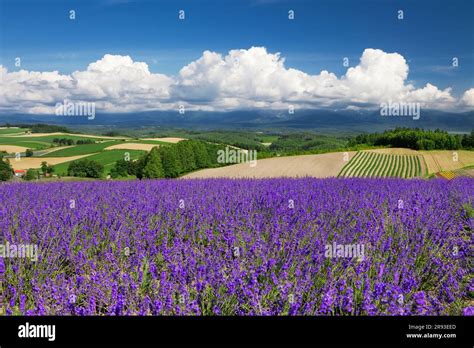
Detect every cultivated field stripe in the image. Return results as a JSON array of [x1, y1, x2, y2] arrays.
[[372, 153, 386, 177], [359, 152, 372, 177], [388, 155, 397, 177], [404, 156, 410, 178], [378, 154, 387, 176], [338, 152, 360, 177], [394, 155, 402, 178], [391, 155, 398, 177], [337, 154, 352, 177], [408, 155, 414, 178], [403, 156, 409, 178], [338, 151, 361, 177], [412, 155, 417, 177], [366, 153, 379, 177], [397, 156, 404, 177], [366, 153, 380, 177], [337, 152, 430, 179], [399, 155, 405, 178], [360, 152, 376, 177], [352, 152, 371, 177], [384, 155, 395, 177], [398, 155, 406, 178], [402, 156, 407, 177], [346, 152, 368, 177], [398, 155, 404, 177], [416, 155, 422, 177], [378, 154, 388, 177], [344, 152, 362, 177], [371, 153, 384, 177]]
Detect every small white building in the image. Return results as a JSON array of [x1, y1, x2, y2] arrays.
[[14, 169, 26, 177]]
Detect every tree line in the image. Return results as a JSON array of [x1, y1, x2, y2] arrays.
[[53, 138, 95, 145], [348, 128, 474, 150], [1, 124, 71, 133], [111, 140, 226, 179]]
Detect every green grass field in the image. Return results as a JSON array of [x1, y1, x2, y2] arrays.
[[41, 141, 124, 157], [0, 128, 24, 135], [52, 149, 145, 176], [0, 133, 117, 150], [0, 137, 51, 150], [338, 151, 423, 178]]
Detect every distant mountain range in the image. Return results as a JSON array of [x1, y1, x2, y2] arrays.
[[1, 109, 472, 133]]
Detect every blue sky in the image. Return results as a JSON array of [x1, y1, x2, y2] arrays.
[[1, 0, 473, 93], [0, 0, 473, 114]]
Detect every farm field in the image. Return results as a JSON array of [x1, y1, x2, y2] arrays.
[[42, 141, 123, 157], [421, 150, 474, 174], [0, 178, 471, 315], [183, 152, 356, 179], [0, 127, 23, 135], [0, 133, 115, 151], [364, 148, 420, 155], [142, 137, 185, 143], [52, 149, 145, 176], [2, 127, 473, 182], [8, 155, 93, 171], [454, 167, 474, 178], [338, 151, 425, 178], [104, 143, 160, 152], [1, 132, 129, 140], [0, 145, 30, 153], [0, 136, 53, 150], [0, 128, 189, 175]]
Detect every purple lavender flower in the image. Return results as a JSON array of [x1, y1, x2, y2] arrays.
[[0, 178, 471, 315], [462, 306, 474, 316]]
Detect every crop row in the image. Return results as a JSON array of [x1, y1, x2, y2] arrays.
[[338, 152, 423, 178]]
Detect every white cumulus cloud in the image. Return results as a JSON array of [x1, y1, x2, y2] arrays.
[[0, 48, 472, 114], [461, 88, 474, 107]]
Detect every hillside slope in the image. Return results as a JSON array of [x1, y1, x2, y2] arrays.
[[183, 152, 356, 179]]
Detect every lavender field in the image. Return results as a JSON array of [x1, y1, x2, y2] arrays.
[[0, 178, 472, 316]]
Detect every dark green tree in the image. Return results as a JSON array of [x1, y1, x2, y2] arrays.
[[177, 141, 197, 172], [110, 159, 130, 178], [142, 147, 164, 179], [191, 141, 211, 168], [0, 158, 13, 181], [68, 159, 104, 178], [160, 146, 182, 178], [24, 169, 39, 181], [40, 161, 48, 175]]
